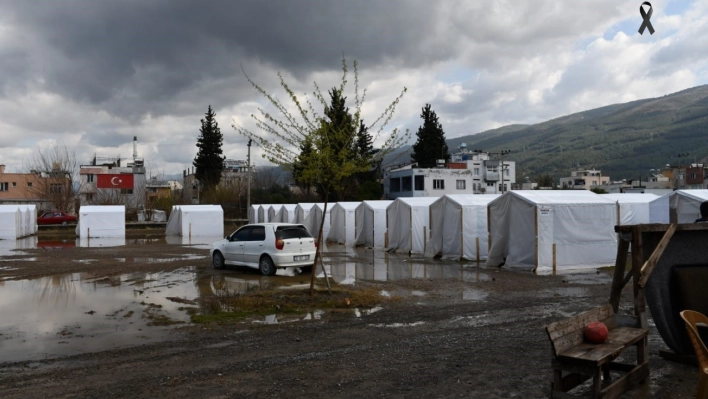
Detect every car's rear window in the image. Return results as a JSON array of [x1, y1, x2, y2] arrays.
[[275, 225, 312, 239]]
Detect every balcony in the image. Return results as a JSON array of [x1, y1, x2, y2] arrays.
[[484, 172, 500, 182]]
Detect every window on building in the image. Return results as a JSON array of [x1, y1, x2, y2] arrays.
[[121, 188, 133, 195], [505, 169, 510, 176], [12, 182, 16, 187], [0, 182, 8, 191], [49, 184, 63, 193], [472, 183, 476, 191], [87, 174, 95, 183], [433, 179, 444, 190], [473, 168, 480, 176], [456, 180, 466, 190], [86, 193, 94, 201], [414, 175, 424, 191], [402, 176, 412, 191], [690, 173, 697, 179], [487, 182, 494, 187], [27, 182, 32, 187], [390, 178, 401, 192]]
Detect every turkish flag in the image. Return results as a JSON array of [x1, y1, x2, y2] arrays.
[[97, 174, 134, 189]]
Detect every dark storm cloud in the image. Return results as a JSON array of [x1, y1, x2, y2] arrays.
[[2, 0, 446, 119]]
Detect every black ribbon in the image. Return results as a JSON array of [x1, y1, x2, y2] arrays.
[[638, 2, 655, 35]]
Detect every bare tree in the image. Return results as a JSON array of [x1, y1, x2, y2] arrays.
[[25, 145, 79, 212]]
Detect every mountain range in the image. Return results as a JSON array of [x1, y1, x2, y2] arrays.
[[383, 85, 708, 183]]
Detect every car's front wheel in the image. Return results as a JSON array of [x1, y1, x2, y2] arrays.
[[213, 252, 225, 269], [259, 256, 276, 276], [61, 221, 68, 226]]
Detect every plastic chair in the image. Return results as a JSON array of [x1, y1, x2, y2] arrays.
[[680, 310, 708, 399]]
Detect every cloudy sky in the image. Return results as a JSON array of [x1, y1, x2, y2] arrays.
[[0, 0, 706, 176]]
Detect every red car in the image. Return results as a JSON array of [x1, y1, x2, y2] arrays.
[[37, 211, 78, 226]]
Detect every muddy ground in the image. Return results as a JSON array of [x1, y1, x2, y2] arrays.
[[0, 235, 698, 398]]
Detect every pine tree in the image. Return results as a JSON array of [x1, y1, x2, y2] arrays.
[[411, 104, 450, 168], [193, 105, 225, 192]]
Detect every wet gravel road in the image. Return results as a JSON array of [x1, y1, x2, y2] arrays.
[[0, 240, 697, 398]]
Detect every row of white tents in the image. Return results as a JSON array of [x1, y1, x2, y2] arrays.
[[0, 205, 38, 239], [252, 189, 708, 275]]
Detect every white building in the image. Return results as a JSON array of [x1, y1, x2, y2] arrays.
[[559, 170, 610, 190], [384, 145, 516, 199]]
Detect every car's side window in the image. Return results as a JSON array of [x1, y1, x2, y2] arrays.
[[250, 226, 266, 241], [233, 227, 251, 242]]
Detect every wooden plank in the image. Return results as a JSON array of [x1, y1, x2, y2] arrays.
[[553, 243, 557, 276], [475, 236, 480, 263], [615, 222, 708, 233], [630, 228, 648, 329], [600, 363, 649, 398], [534, 209, 539, 272], [557, 327, 648, 365], [638, 223, 676, 288], [609, 237, 630, 313]]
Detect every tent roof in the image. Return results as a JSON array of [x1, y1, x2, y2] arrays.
[[361, 200, 393, 210], [506, 190, 615, 205], [333, 202, 360, 210], [180, 205, 222, 212], [281, 204, 297, 210], [296, 203, 318, 209], [672, 189, 708, 202], [441, 194, 500, 206], [603, 193, 658, 203], [80, 205, 125, 213]]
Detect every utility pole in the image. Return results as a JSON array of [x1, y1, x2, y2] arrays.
[[496, 149, 512, 194], [247, 139, 252, 221]]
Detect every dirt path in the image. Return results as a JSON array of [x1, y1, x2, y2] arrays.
[[0, 241, 697, 398]]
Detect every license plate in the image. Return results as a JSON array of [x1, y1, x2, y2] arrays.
[[293, 255, 309, 261]]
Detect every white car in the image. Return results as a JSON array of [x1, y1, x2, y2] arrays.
[[210, 223, 317, 275]]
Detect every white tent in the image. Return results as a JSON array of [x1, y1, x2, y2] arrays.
[[326, 202, 360, 246], [354, 200, 393, 248], [424, 194, 500, 261], [76, 205, 126, 238], [266, 204, 281, 223], [15, 205, 36, 236], [249, 204, 259, 223], [0, 206, 21, 239], [274, 204, 298, 223], [257, 204, 278, 223], [295, 203, 318, 234], [649, 189, 708, 223], [311, 203, 332, 241], [603, 193, 658, 225], [165, 205, 223, 237], [387, 197, 439, 254], [486, 190, 617, 275]]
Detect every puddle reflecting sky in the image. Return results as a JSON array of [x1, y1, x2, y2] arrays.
[[0, 268, 198, 363]]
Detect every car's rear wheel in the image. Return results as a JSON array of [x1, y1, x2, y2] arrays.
[[259, 256, 276, 276], [213, 252, 225, 269]]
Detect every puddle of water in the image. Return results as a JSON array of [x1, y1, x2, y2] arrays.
[[252, 311, 325, 325], [353, 306, 383, 318], [0, 236, 39, 256], [114, 254, 207, 264], [0, 267, 199, 363], [462, 289, 488, 301], [165, 235, 223, 248], [539, 287, 589, 298], [369, 321, 425, 328], [77, 237, 127, 248], [561, 272, 612, 285]]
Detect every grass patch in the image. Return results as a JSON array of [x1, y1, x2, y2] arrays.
[[191, 284, 391, 325]]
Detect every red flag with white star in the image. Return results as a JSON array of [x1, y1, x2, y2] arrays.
[[96, 174, 134, 189]]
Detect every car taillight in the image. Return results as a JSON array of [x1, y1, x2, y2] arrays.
[[314, 239, 318, 249], [275, 238, 284, 250]]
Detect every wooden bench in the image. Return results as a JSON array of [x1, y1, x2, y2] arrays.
[[545, 304, 649, 399]]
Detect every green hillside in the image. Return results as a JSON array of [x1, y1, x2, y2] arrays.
[[447, 85, 708, 182]]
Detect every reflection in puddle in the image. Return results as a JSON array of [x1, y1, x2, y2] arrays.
[[165, 235, 224, 249], [0, 236, 39, 256], [0, 268, 198, 362], [354, 306, 383, 318], [252, 311, 326, 325]]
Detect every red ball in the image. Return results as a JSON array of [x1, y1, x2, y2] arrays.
[[584, 322, 609, 344]]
